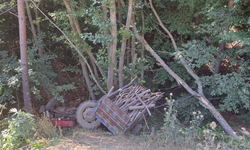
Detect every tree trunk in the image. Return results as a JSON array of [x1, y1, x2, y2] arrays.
[[34, 4, 44, 57], [63, 0, 96, 100], [214, 43, 225, 74], [63, 0, 105, 79], [79, 58, 96, 100], [126, 38, 131, 67], [141, 9, 145, 80], [102, 1, 110, 56], [117, 0, 123, 28], [18, 0, 33, 113], [214, 0, 233, 74], [132, 22, 237, 138], [107, 0, 117, 90], [91, 59, 98, 77], [25, 1, 37, 40], [26, 1, 44, 58], [131, 37, 136, 64], [118, 0, 133, 88], [133, 0, 237, 138], [31, 1, 106, 94]]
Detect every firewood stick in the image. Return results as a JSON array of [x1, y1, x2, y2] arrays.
[[135, 92, 151, 116], [129, 104, 155, 110]]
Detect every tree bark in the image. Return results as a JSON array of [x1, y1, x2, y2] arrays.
[[141, 9, 145, 80], [63, 0, 96, 100], [31, 1, 106, 94], [214, 43, 225, 74], [102, 1, 110, 56], [118, 0, 133, 88], [214, 0, 233, 74], [117, 0, 123, 28], [25, 1, 37, 40], [26, 1, 44, 58], [79, 58, 96, 100], [138, 0, 237, 138], [131, 37, 136, 64], [64, 0, 105, 79], [126, 38, 131, 67], [107, 1, 117, 90], [34, 4, 44, 57], [132, 20, 237, 138], [18, 0, 33, 113]]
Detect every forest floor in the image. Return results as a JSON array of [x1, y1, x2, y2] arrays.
[[42, 112, 250, 150], [43, 125, 184, 150]]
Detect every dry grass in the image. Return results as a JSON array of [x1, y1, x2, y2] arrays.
[[36, 116, 59, 139], [43, 126, 196, 150]]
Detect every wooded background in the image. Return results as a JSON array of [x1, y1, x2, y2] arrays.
[[0, 0, 249, 137]]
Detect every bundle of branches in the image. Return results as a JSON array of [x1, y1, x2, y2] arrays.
[[110, 83, 164, 122]]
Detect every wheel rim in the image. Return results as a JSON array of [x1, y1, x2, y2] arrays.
[[83, 107, 96, 122]]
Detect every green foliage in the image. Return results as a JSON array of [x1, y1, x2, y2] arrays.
[[198, 122, 226, 141], [162, 94, 203, 145], [237, 112, 250, 123], [0, 108, 60, 150], [123, 57, 152, 83], [0, 32, 76, 104], [0, 108, 36, 150], [201, 72, 250, 113], [180, 39, 217, 71], [175, 93, 211, 124], [197, 122, 250, 150], [0, 51, 21, 104]]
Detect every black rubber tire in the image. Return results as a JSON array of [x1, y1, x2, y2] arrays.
[[45, 97, 58, 110], [76, 100, 101, 129]]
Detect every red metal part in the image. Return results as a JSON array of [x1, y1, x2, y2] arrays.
[[51, 120, 76, 127]]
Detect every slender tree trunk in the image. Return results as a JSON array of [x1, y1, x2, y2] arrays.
[[107, 1, 117, 90], [214, 0, 233, 74], [91, 59, 98, 76], [25, 1, 37, 39], [118, 0, 133, 88], [131, 37, 136, 65], [34, 5, 44, 57], [117, 0, 123, 28], [79, 58, 96, 100], [139, 0, 237, 138], [132, 20, 237, 138], [127, 38, 131, 67], [31, 1, 106, 94], [64, 0, 105, 79], [26, 1, 44, 58], [63, 0, 96, 100], [214, 43, 225, 74], [102, 1, 110, 56], [141, 9, 145, 80], [18, 0, 33, 113]]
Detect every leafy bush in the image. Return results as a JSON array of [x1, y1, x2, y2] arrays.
[[161, 94, 203, 146], [0, 34, 76, 104], [0, 108, 61, 150], [0, 108, 36, 149], [196, 122, 250, 150]]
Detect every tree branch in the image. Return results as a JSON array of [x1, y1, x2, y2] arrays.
[[148, 0, 203, 94], [31, 0, 106, 94], [118, 0, 134, 88]]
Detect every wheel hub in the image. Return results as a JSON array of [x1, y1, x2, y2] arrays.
[[83, 108, 95, 122]]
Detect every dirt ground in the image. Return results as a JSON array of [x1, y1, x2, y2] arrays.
[[43, 125, 168, 150]]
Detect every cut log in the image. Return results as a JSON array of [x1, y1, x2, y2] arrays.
[[129, 104, 155, 110]]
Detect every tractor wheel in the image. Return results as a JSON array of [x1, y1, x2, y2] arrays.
[[76, 100, 101, 129]]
